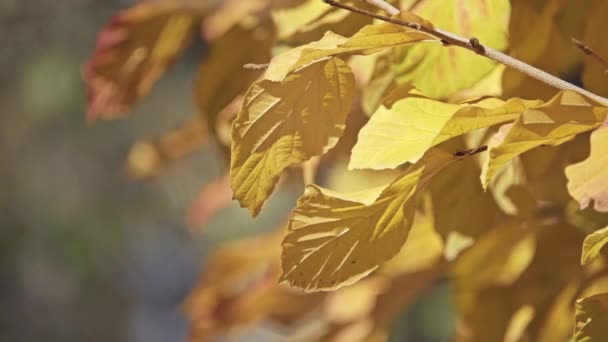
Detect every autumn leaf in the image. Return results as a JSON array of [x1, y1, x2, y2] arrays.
[[428, 138, 504, 240], [195, 23, 274, 148], [271, 0, 333, 40], [264, 16, 435, 82], [350, 94, 541, 170], [450, 221, 536, 291], [482, 91, 608, 189], [574, 293, 608, 342], [280, 149, 455, 292], [581, 226, 608, 266], [230, 57, 356, 216], [391, 0, 510, 99], [272, 0, 374, 45], [84, 3, 200, 122], [566, 125, 608, 213]]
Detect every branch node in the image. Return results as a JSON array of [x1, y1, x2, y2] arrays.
[[469, 37, 485, 55]]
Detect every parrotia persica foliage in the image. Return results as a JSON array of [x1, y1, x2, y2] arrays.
[[84, 0, 608, 340]]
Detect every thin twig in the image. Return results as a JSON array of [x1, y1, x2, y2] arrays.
[[324, 0, 608, 106], [572, 38, 608, 72], [454, 145, 488, 157]]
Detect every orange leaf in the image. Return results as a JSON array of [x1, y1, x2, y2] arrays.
[[83, 3, 201, 122]]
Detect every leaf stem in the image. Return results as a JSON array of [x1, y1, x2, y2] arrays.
[[323, 0, 608, 106]]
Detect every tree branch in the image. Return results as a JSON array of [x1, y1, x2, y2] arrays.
[[323, 0, 608, 106], [572, 38, 608, 72]]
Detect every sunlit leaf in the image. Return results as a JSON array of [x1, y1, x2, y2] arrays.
[[482, 91, 608, 189], [574, 293, 608, 342], [566, 126, 608, 212], [231, 57, 356, 216], [280, 149, 455, 291], [350, 94, 541, 170], [391, 0, 510, 99], [581, 226, 608, 266], [272, 0, 333, 40], [265, 16, 435, 82], [84, 3, 200, 121]]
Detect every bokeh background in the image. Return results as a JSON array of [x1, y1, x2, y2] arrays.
[[0, 1, 454, 341]]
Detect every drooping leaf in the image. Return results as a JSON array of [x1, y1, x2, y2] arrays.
[[265, 15, 436, 82], [84, 3, 200, 122], [450, 221, 536, 293], [482, 91, 608, 189], [581, 226, 608, 266], [391, 0, 510, 99], [455, 222, 584, 342], [566, 125, 608, 212], [195, 23, 274, 149], [280, 149, 455, 292], [360, 54, 399, 116], [428, 138, 504, 240], [350, 94, 541, 170], [574, 293, 608, 342], [231, 57, 355, 216]]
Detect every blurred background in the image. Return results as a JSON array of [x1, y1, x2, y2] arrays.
[[0, 0, 454, 341]]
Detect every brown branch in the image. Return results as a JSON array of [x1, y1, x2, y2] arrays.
[[323, 0, 608, 106], [572, 38, 608, 72]]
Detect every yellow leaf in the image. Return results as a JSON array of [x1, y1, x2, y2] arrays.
[[428, 139, 504, 240], [380, 206, 444, 275], [391, 0, 510, 99], [450, 221, 536, 291], [504, 305, 535, 342], [84, 3, 200, 121], [361, 54, 398, 116], [574, 293, 608, 342], [566, 126, 608, 212], [230, 57, 355, 216], [271, 0, 329, 39], [350, 94, 540, 170], [581, 226, 608, 266], [482, 91, 608, 189], [537, 281, 581, 342], [264, 19, 435, 82], [280, 149, 455, 291]]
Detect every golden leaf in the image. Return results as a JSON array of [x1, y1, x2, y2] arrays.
[[391, 0, 510, 99], [231, 57, 355, 216], [264, 18, 435, 82], [350, 94, 541, 170], [280, 149, 455, 291], [482, 91, 608, 189], [566, 126, 608, 213]]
